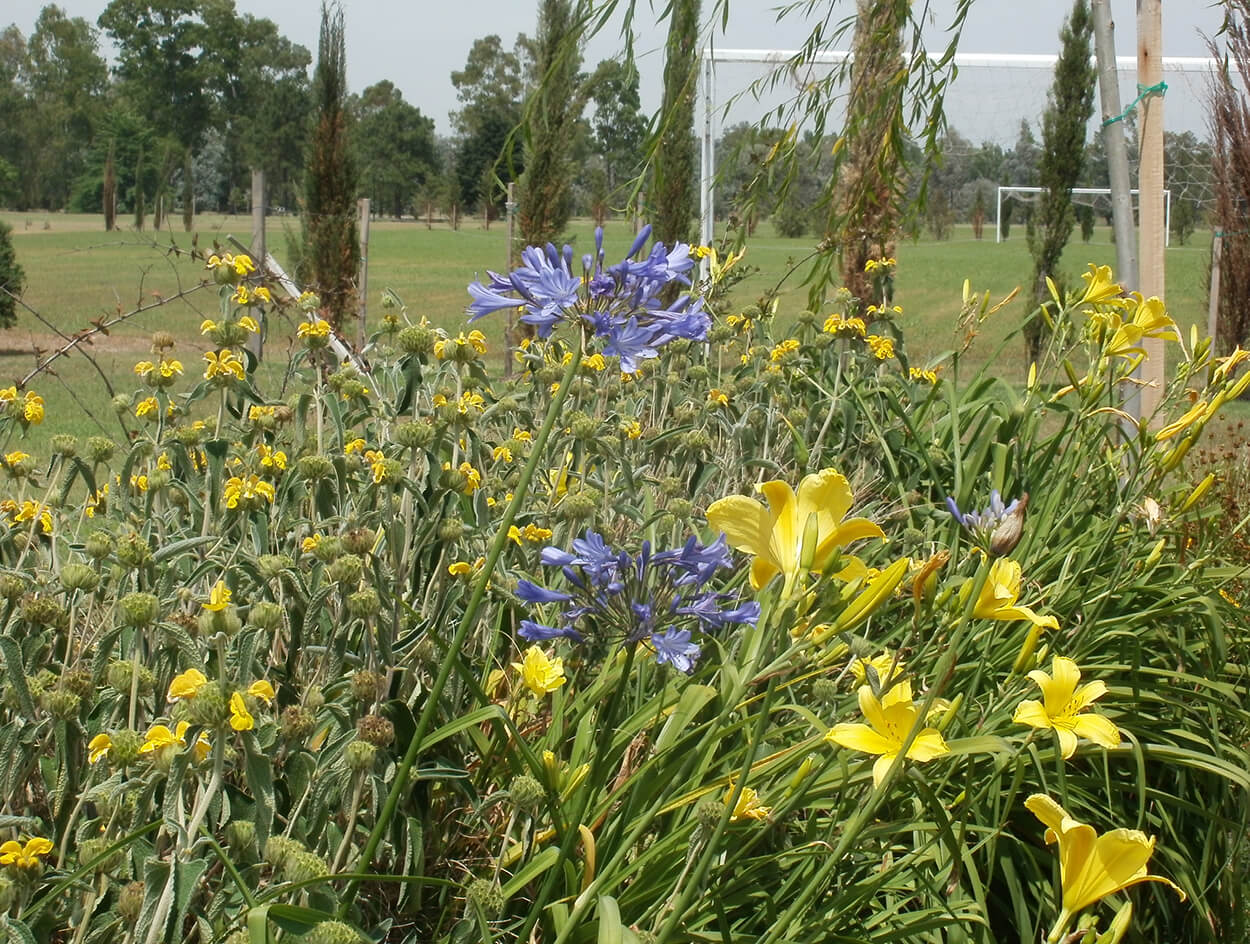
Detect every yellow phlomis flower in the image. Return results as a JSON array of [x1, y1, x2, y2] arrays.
[[0, 837, 53, 869], [202, 580, 231, 612], [168, 668, 208, 701], [88, 732, 112, 764]]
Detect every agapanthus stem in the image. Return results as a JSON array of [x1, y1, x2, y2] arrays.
[[338, 343, 585, 916]]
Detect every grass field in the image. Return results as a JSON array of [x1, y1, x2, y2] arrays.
[[0, 210, 1219, 449]]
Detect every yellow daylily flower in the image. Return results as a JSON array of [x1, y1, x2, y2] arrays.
[[973, 558, 1059, 629], [88, 732, 112, 764], [1103, 294, 1178, 359], [706, 468, 885, 594], [850, 651, 904, 687], [1026, 794, 1184, 943], [229, 691, 254, 731], [1013, 656, 1121, 758], [1079, 263, 1124, 305], [726, 781, 772, 821], [202, 580, 231, 612], [247, 680, 276, 705], [168, 668, 208, 701], [0, 837, 53, 869], [825, 679, 950, 788], [511, 646, 566, 696]]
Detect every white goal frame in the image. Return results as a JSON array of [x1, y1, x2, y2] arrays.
[[699, 49, 1214, 254], [995, 186, 1172, 246]]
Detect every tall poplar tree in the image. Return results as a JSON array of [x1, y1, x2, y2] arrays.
[[301, 2, 358, 328], [653, 0, 699, 251], [518, 0, 582, 247], [1026, 0, 1095, 363]]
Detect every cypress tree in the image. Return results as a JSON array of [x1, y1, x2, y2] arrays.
[[301, 2, 359, 328], [653, 0, 700, 252], [102, 142, 116, 232], [0, 220, 24, 329], [1026, 0, 1095, 363], [518, 0, 582, 247]]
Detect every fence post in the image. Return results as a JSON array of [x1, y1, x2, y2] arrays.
[[505, 181, 517, 378], [1137, 0, 1166, 420], [247, 169, 265, 362], [357, 198, 370, 351]]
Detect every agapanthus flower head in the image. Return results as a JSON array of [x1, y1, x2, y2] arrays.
[[946, 489, 1027, 554], [466, 225, 708, 372], [516, 529, 759, 673]]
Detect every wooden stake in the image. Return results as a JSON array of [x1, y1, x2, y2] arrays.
[[247, 169, 265, 362], [505, 181, 516, 379], [1208, 230, 1223, 383], [1137, 0, 1166, 419], [357, 197, 370, 351]]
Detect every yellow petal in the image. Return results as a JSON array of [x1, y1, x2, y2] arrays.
[[1013, 699, 1052, 731], [749, 556, 781, 591], [795, 468, 854, 540], [26, 837, 53, 857], [1070, 713, 1121, 751], [905, 729, 950, 762], [1042, 657, 1082, 715], [706, 494, 773, 561], [247, 680, 276, 705], [757, 479, 799, 577], [1053, 725, 1080, 759], [826, 721, 896, 757], [871, 752, 899, 787], [229, 691, 254, 731]]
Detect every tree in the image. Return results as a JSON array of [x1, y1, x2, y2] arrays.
[[587, 59, 647, 195], [832, 0, 909, 303], [0, 26, 33, 210], [0, 220, 24, 329], [450, 34, 528, 214], [353, 81, 438, 219], [301, 1, 358, 328], [652, 0, 699, 251], [25, 6, 108, 210], [1025, 0, 1095, 363], [517, 0, 583, 246]]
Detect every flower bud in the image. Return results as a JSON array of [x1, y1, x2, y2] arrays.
[[78, 836, 121, 874], [298, 454, 334, 481], [345, 739, 377, 771], [356, 714, 395, 747], [341, 527, 376, 556], [396, 325, 434, 355], [285, 851, 329, 884], [347, 588, 380, 618], [0, 574, 26, 601], [226, 820, 257, 854], [558, 491, 597, 522], [85, 531, 114, 560], [437, 517, 465, 542], [250, 601, 284, 631], [281, 705, 316, 741], [187, 681, 230, 728], [304, 921, 365, 944], [328, 554, 363, 585], [811, 678, 840, 707], [116, 532, 152, 568], [311, 535, 344, 563], [256, 555, 293, 580], [45, 688, 81, 720], [86, 436, 115, 464], [198, 606, 243, 638], [694, 798, 724, 831], [395, 420, 435, 449], [263, 836, 303, 873], [304, 686, 326, 710], [62, 668, 93, 698], [117, 881, 145, 924], [118, 592, 160, 627], [59, 563, 99, 593], [509, 774, 545, 812], [463, 878, 506, 919], [989, 493, 1028, 557]]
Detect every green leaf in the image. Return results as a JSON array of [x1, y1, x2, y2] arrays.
[[0, 638, 34, 719]]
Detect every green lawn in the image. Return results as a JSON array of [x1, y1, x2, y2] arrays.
[[0, 210, 1217, 448]]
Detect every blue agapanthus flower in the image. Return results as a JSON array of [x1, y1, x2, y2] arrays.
[[946, 490, 1024, 552], [466, 225, 709, 372], [515, 530, 759, 674]]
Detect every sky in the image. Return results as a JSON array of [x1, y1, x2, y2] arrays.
[[4, 0, 1230, 142]]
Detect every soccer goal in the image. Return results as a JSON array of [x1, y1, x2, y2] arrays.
[[995, 186, 1172, 245], [698, 49, 1216, 251]]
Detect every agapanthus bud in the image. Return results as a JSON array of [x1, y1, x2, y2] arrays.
[[989, 493, 1029, 557], [463, 878, 506, 919], [118, 592, 160, 627], [345, 739, 377, 771], [59, 563, 99, 593], [356, 714, 394, 747], [509, 774, 545, 812], [117, 881, 145, 924]]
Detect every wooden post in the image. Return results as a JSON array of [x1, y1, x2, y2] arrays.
[[357, 197, 370, 350], [247, 169, 266, 362], [452, 203, 459, 231], [1208, 230, 1223, 383], [505, 181, 517, 378], [1137, 0, 1166, 419], [426, 200, 432, 230]]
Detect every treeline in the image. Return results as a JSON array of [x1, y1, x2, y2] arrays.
[[0, 3, 651, 227], [715, 119, 1214, 246]]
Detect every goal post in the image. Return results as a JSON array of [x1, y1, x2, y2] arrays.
[[698, 49, 1212, 254], [994, 186, 1172, 246]]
